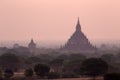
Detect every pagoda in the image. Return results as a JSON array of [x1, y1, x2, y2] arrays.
[[28, 38, 36, 53], [61, 18, 96, 53]]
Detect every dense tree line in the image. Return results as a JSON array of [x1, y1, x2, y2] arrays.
[[0, 51, 120, 80]]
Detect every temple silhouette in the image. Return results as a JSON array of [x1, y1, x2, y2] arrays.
[[28, 38, 36, 53], [61, 18, 96, 53]]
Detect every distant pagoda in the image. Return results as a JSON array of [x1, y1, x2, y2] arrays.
[[28, 38, 36, 53], [61, 18, 96, 53]]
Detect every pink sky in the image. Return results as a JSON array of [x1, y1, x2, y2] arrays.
[[0, 0, 120, 42]]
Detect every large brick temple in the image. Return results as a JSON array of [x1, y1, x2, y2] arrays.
[[61, 18, 96, 53]]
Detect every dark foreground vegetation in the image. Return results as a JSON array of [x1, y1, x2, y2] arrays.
[[0, 49, 120, 80]]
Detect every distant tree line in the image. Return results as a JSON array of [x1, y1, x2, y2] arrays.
[[0, 50, 120, 80]]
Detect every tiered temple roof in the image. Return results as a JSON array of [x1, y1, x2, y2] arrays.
[[61, 18, 96, 53]]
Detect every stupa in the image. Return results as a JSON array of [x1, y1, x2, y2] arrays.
[[61, 18, 96, 53]]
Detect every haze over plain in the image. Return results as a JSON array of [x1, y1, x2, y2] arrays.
[[0, 0, 120, 45]]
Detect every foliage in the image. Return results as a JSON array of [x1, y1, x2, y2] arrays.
[[50, 58, 64, 65], [64, 53, 86, 66], [80, 58, 108, 79], [34, 64, 50, 77], [62, 72, 79, 78], [25, 56, 42, 65], [68, 53, 86, 61], [56, 54, 69, 60], [4, 69, 14, 78], [104, 73, 120, 80], [63, 54, 86, 74], [0, 69, 2, 78], [0, 53, 21, 71], [47, 72, 60, 79], [24, 68, 33, 77], [39, 54, 53, 60], [63, 59, 83, 74], [101, 54, 115, 63]]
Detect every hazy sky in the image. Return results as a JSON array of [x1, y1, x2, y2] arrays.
[[0, 0, 120, 43]]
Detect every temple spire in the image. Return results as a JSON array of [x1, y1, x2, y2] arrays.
[[31, 38, 34, 43], [76, 17, 81, 32], [77, 17, 80, 24], [28, 38, 36, 50]]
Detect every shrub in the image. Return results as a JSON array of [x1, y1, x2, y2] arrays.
[[0, 53, 21, 71], [4, 69, 14, 78], [104, 73, 120, 80], [34, 64, 50, 77], [0, 69, 3, 79], [0, 69, 2, 78], [47, 72, 60, 79], [80, 58, 108, 80], [62, 72, 79, 78], [24, 68, 33, 77]]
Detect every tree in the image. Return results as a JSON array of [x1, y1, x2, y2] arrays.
[[34, 64, 50, 77], [68, 53, 86, 61], [50, 58, 64, 65], [24, 68, 33, 77], [25, 56, 42, 65], [101, 54, 115, 63], [63, 59, 83, 74], [0, 53, 21, 71], [56, 54, 69, 60], [50, 58, 64, 73], [104, 73, 120, 80], [47, 72, 60, 79], [0, 69, 2, 79], [63, 53, 86, 73], [62, 72, 79, 78], [80, 58, 108, 80], [4, 69, 14, 78]]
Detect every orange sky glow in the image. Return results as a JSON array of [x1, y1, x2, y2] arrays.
[[0, 0, 120, 43]]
